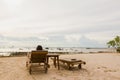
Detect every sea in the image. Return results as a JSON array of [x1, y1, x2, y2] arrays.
[[0, 47, 114, 56]]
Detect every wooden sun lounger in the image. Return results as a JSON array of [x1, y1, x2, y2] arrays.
[[26, 50, 48, 74], [59, 58, 86, 70]]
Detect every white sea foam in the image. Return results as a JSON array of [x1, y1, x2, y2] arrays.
[[0, 47, 114, 56]]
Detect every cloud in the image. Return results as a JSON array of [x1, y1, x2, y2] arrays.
[[78, 35, 104, 47], [0, 35, 47, 47], [65, 34, 81, 42], [64, 34, 104, 47], [0, 0, 120, 47]]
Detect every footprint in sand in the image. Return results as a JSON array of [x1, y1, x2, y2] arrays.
[[97, 66, 117, 72], [97, 66, 107, 69], [104, 69, 117, 72]]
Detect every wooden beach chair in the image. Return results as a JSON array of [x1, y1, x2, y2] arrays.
[[59, 58, 86, 70], [26, 50, 48, 74]]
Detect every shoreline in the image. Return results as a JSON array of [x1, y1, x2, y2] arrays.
[[0, 47, 114, 56], [0, 51, 116, 57]]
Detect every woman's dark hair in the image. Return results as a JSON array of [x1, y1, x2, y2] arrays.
[[36, 45, 43, 50]]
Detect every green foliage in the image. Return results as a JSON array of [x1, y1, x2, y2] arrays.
[[114, 36, 120, 47], [116, 47, 120, 53], [107, 40, 115, 48], [107, 36, 120, 53]]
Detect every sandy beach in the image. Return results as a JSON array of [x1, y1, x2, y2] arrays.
[[0, 53, 120, 80]]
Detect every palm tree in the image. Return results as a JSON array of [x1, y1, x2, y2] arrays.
[[114, 36, 120, 52], [107, 36, 120, 53], [114, 36, 120, 47], [107, 40, 115, 48], [107, 40, 116, 52]]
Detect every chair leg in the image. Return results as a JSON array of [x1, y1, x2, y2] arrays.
[[47, 64, 50, 68], [67, 63, 71, 70], [78, 64, 82, 69], [45, 67, 48, 73], [29, 65, 32, 74], [44, 63, 48, 73], [26, 61, 28, 67]]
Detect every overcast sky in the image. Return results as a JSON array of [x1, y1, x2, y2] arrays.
[[0, 0, 120, 48]]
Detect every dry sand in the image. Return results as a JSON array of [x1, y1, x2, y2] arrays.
[[0, 53, 120, 80]]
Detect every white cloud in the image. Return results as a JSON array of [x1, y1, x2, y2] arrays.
[[86, 30, 120, 41], [65, 34, 81, 42], [0, 0, 120, 47]]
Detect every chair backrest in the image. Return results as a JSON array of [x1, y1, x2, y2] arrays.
[[30, 50, 48, 63]]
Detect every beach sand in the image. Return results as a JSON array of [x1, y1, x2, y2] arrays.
[[0, 53, 120, 80]]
